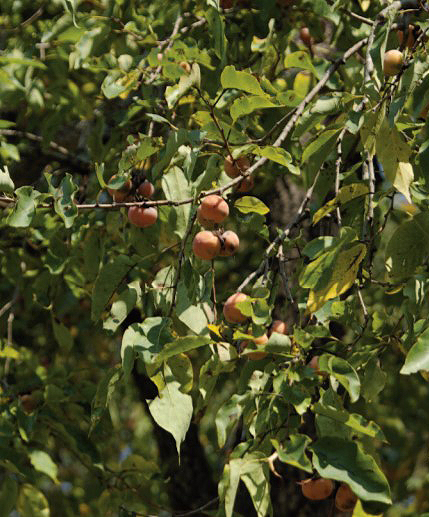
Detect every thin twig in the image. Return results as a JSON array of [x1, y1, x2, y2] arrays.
[[334, 127, 347, 228], [174, 496, 219, 517]]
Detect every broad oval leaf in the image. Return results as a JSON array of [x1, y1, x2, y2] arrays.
[[400, 326, 429, 375]]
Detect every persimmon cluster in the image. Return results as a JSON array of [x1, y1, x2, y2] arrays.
[[107, 174, 157, 228], [193, 194, 240, 260]]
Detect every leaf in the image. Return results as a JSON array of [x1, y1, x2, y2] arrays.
[[52, 319, 74, 352], [103, 280, 142, 333], [353, 500, 383, 517], [161, 166, 192, 239], [361, 358, 387, 401], [284, 51, 316, 75], [313, 403, 385, 440], [376, 119, 414, 202], [0, 56, 47, 69], [400, 326, 429, 374], [157, 335, 211, 363], [224, 453, 272, 517], [148, 380, 193, 456], [0, 166, 14, 193], [318, 354, 361, 403], [302, 128, 341, 164], [29, 450, 59, 483], [165, 63, 201, 108], [235, 196, 269, 215], [0, 476, 18, 516], [311, 438, 391, 509], [385, 212, 429, 279], [252, 146, 299, 174], [0, 346, 19, 359], [91, 255, 137, 321], [92, 365, 122, 410], [6, 186, 40, 227], [205, 7, 227, 62], [313, 183, 369, 225], [17, 484, 50, 517], [121, 318, 172, 377], [360, 108, 385, 158], [230, 95, 277, 122], [272, 435, 313, 473], [221, 66, 267, 97], [307, 243, 366, 313], [167, 354, 193, 392]]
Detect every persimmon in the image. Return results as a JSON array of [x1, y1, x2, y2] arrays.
[[300, 27, 312, 46], [192, 231, 221, 260], [301, 478, 334, 500], [224, 155, 250, 178], [270, 320, 288, 335], [243, 333, 268, 360], [235, 175, 254, 193], [219, 230, 239, 256], [179, 61, 191, 74], [197, 208, 216, 229], [199, 195, 229, 223], [383, 49, 403, 76], [223, 292, 249, 323], [137, 180, 154, 198], [335, 483, 358, 512], [107, 175, 132, 202], [397, 24, 416, 49], [128, 206, 158, 227]]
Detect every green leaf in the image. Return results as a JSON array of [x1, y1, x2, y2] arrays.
[[230, 95, 277, 122], [121, 318, 172, 376], [221, 66, 267, 97], [311, 438, 391, 509], [284, 51, 316, 75], [0, 56, 47, 69], [93, 364, 122, 409], [165, 63, 201, 108], [234, 196, 269, 215], [161, 166, 192, 238], [6, 186, 40, 227], [29, 450, 59, 483], [361, 358, 387, 401], [103, 280, 142, 333], [0, 166, 14, 193], [401, 326, 429, 375], [252, 146, 299, 174], [302, 128, 341, 164], [385, 212, 429, 278], [167, 354, 193, 393], [148, 380, 193, 456], [318, 354, 361, 403], [17, 484, 50, 517], [205, 7, 227, 62], [52, 319, 74, 352], [224, 452, 272, 517], [157, 335, 211, 363], [313, 403, 385, 440], [91, 255, 137, 321], [0, 476, 18, 515], [215, 394, 247, 448], [272, 435, 313, 473]]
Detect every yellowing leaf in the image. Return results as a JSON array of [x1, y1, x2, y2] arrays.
[[353, 500, 382, 517], [221, 66, 267, 97], [376, 119, 414, 202], [307, 243, 366, 313], [313, 183, 369, 224]]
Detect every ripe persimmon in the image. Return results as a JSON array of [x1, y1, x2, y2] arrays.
[[223, 292, 249, 323], [137, 180, 154, 198], [219, 231, 239, 256], [128, 206, 158, 227], [301, 478, 334, 500], [335, 483, 358, 512], [108, 175, 132, 202], [224, 155, 250, 178], [199, 195, 229, 223], [192, 231, 221, 260]]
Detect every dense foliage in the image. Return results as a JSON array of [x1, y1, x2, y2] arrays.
[[2, 0, 429, 516]]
